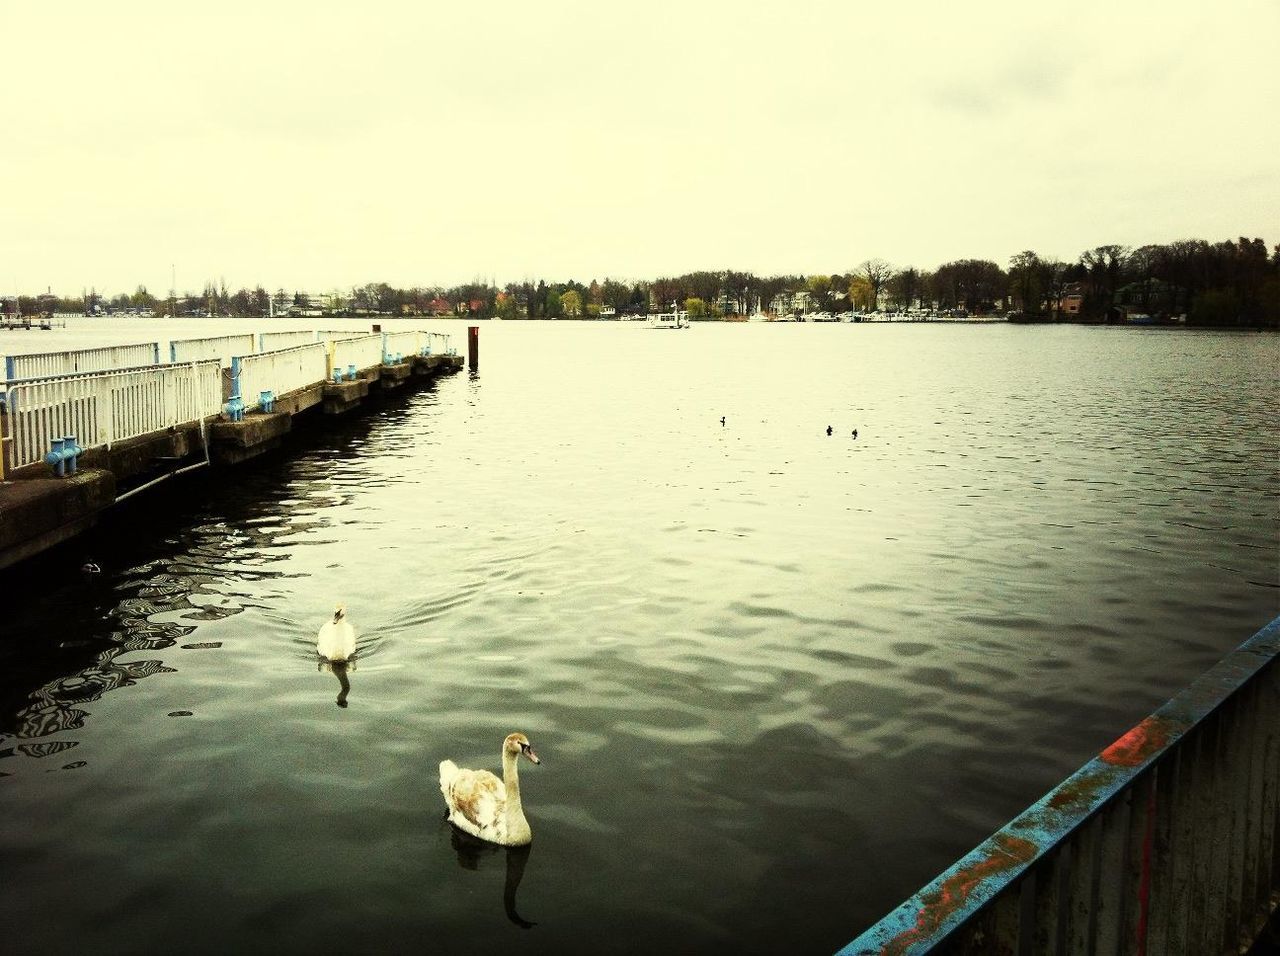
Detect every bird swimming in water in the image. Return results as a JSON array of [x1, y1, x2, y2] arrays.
[[720, 416, 726, 426], [852, 429, 858, 440], [317, 604, 356, 662], [440, 733, 541, 847], [826, 425, 833, 436]]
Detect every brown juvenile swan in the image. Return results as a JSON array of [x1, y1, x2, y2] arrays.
[[440, 733, 541, 846]]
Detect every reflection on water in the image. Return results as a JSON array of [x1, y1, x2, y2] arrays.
[[2, 556, 253, 751], [0, 324, 1276, 953], [320, 659, 354, 708], [448, 824, 537, 929]]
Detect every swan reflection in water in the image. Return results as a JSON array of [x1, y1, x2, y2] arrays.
[[317, 658, 354, 708], [448, 825, 537, 929]]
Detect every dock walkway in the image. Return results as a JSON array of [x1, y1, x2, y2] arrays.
[[0, 327, 463, 570]]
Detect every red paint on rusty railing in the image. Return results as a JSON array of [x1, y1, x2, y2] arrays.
[[1100, 715, 1173, 767], [881, 834, 1038, 956]]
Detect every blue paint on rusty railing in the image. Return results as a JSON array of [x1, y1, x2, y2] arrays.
[[839, 614, 1280, 956]]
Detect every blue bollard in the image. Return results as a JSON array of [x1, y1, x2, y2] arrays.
[[332, 369, 342, 384], [259, 390, 275, 413], [346, 364, 357, 381], [63, 435, 81, 474], [45, 438, 67, 477], [225, 395, 245, 422]]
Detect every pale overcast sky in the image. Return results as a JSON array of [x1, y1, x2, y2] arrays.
[[2, 0, 1277, 296]]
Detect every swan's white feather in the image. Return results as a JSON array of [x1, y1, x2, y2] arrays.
[[442, 767, 507, 841], [317, 616, 356, 662]]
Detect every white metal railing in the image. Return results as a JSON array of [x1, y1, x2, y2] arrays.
[[170, 334, 257, 368], [2, 362, 223, 471], [258, 330, 317, 352], [382, 330, 419, 359], [171, 335, 258, 368], [328, 334, 384, 379], [233, 343, 327, 411], [4, 343, 159, 381], [315, 329, 369, 342], [425, 332, 452, 355]]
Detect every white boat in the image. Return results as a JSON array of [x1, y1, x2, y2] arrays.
[[647, 307, 690, 330]]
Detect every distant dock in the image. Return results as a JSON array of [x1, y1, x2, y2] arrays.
[[0, 328, 463, 571], [0, 315, 66, 331]]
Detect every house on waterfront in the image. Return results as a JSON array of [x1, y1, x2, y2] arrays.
[[288, 292, 334, 317], [1051, 282, 1085, 317], [1116, 278, 1182, 319], [770, 290, 812, 317]]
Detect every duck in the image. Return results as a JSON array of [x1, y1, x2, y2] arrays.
[[440, 733, 541, 847], [316, 604, 356, 662]]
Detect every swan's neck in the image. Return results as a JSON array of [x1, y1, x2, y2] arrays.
[[502, 750, 531, 843]]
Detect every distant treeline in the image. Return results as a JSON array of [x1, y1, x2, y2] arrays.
[[14, 235, 1278, 327]]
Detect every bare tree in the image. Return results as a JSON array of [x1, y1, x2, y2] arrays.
[[1078, 245, 1130, 318], [856, 259, 896, 311]]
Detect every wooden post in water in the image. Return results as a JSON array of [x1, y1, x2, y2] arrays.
[[468, 326, 479, 372]]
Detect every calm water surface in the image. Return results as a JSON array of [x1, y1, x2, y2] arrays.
[[1, 322, 1277, 954]]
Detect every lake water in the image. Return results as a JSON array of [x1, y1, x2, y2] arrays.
[[1, 320, 1277, 954]]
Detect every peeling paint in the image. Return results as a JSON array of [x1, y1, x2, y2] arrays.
[[1047, 768, 1112, 812], [880, 834, 1037, 956], [1100, 715, 1173, 767]]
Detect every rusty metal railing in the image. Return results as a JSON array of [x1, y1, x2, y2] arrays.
[[840, 614, 1280, 955]]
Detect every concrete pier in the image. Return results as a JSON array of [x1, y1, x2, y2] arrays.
[[323, 377, 370, 414], [0, 348, 463, 570], [209, 412, 293, 466], [0, 470, 116, 569], [378, 361, 412, 389]]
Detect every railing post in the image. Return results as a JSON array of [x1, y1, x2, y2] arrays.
[[1120, 770, 1157, 952], [226, 356, 244, 421], [1094, 790, 1133, 953], [0, 395, 7, 481]]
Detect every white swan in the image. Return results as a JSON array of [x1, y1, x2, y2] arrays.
[[316, 604, 356, 662], [440, 733, 541, 846]]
